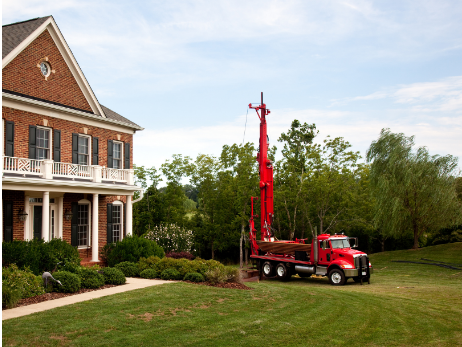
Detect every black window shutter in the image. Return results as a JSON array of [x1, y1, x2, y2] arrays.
[[53, 129, 61, 162], [107, 140, 113, 169], [71, 202, 79, 246], [5, 121, 14, 157], [72, 133, 79, 164], [29, 125, 37, 159], [3, 201, 13, 242], [124, 142, 130, 169], [107, 203, 113, 243], [92, 137, 99, 165]]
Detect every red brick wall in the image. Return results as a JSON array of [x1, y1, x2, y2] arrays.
[[2, 30, 93, 112], [2, 107, 133, 168], [2, 190, 25, 241]]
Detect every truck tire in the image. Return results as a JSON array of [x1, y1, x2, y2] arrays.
[[262, 261, 275, 277], [328, 269, 345, 286], [275, 263, 291, 281]]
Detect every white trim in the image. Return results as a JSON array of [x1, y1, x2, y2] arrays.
[[77, 133, 91, 166], [112, 140, 123, 169], [2, 93, 142, 133], [112, 200, 124, 242], [2, 17, 105, 117], [36, 125, 53, 160]]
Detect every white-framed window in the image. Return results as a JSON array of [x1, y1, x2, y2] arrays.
[[37, 127, 52, 160], [112, 201, 124, 242], [78, 199, 91, 247], [78, 135, 90, 165], [113, 141, 123, 169]]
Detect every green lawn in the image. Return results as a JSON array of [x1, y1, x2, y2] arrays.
[[3, 243, 462, 347]]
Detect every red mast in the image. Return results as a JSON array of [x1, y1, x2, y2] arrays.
[[249, 93, 274, 255]]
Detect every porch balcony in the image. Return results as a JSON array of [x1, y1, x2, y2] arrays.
[[2, 156, 134, 185]]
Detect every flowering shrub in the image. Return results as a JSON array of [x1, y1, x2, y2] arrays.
[[145, 223, 194, 253]]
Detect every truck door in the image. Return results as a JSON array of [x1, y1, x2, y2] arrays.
[[318, 240, 331, 265]]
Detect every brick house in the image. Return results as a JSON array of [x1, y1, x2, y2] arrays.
[[2, 16, 144, 263]]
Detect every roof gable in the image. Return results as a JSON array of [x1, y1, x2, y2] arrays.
[[2, 16, 106, 117]]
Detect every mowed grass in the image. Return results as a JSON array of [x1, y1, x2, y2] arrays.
[[3, 243, 462, 347]]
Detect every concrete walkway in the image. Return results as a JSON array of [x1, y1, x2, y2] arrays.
[[2, 278, 173, 321]]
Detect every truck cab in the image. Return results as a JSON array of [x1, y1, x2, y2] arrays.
[[314, 234, 373, 285]]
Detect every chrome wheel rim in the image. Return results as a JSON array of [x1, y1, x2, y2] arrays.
[[277, 266, 285, 277], [331, 272, 342, 284], [263, 264, 271, 275]]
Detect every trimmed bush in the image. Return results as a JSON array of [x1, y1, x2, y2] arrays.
[[145, 223, 194, 253], [2, 239, 81, 276], [205, 267, 228, 284], [53, 271, 81, 293], [224, 266, 242, 283], [2, 283, 22, 309], [183, 272, 204, 282], [102, 236, 165, 267], [140, 269, 158, 279], [101, 267, 126, 285], [160, 268, 182, 280], [166, 251, 195, 260], [137, 256, 161, 272], [2, 264, 45, 298], [78, 268, 105, 289], [115, 262, 140, 277]]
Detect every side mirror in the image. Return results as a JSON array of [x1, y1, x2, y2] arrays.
[[349, 237, 358, 248]]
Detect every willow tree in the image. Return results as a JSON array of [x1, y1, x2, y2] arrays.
[[366, 129, 461, 249]]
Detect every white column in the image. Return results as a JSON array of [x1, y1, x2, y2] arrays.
[[24, 195, 30, 240], [42, 191, 50, 241], [58, 196, 64, 239], [92, 193, 99, 262], [126, 195, 133, 236]]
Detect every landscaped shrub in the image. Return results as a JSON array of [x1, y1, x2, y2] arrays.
[[160, 268, 182, 280], [183, 272, 204, 282], [2, 239, 81, 276], [204, 267, 228, 284], [101, 267, 126, 285], [115, 262, 140, 277], [52, 271, 81, 293], [78, 268, 105, 289], [166, 251, 195, 260], [192, 258, 225, 276], [2, 264, 45, 298], [145, 223, 194, 253], [140, 269, 158, 279], [224, 266, 242, 283], [2, 284, 22, 309], [102, 236, 165, 267], [137, 256, 161, 272]]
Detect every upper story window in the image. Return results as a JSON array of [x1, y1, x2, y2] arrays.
[[78, 135, 90, 165], [113, 141, 122, 169], [36, 127, 51, 160], [40, 62, 51, 77]]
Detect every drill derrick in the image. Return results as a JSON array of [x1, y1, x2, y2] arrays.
[[249, 93, 274, 255]]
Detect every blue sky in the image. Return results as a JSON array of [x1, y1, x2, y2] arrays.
[[3, 0, 462, 174]]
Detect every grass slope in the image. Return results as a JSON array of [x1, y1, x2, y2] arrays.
[[3, 243, 462, 347]]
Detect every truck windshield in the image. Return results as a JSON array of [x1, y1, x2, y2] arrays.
[[330, 239, 350, 249]]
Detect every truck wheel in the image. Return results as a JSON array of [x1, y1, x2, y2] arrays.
[[262, 261, 275, 277], [275, 263, 291, 281], [328, 269, 345, 286]]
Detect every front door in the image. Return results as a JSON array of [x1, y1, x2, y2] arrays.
[[33, 206, 42, 240]]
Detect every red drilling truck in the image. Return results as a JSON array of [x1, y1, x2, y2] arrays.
[[247, 94, 373, 286]]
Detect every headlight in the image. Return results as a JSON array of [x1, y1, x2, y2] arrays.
[[340, 264, 354, 269], [369, 262, 372, 267]]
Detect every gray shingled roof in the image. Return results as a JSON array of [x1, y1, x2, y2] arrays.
[[101, 105, 141, 128], [2, 16, 51, 59]]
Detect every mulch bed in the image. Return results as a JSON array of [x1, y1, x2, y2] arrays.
[[4, 280, 252, 310], [5, 284, 118, 309]]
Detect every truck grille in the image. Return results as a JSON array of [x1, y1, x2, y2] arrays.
[[355, 255, 368, 269]]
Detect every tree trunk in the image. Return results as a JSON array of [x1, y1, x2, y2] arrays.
[[245, 246, 249, 266], [211, 240, 215, 259], [239, 222, 244, 269], [381, 239, 385, 253], [413, 227, 419, 249]]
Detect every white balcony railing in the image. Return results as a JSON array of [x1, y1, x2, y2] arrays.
[[53, 162, 92, 178], [102, 167, 128, 182], [2, 156, 133, 184], [3, 156, 42, 175]]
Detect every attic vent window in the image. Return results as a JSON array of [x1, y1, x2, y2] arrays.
[[40, 62, 50, 77]]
